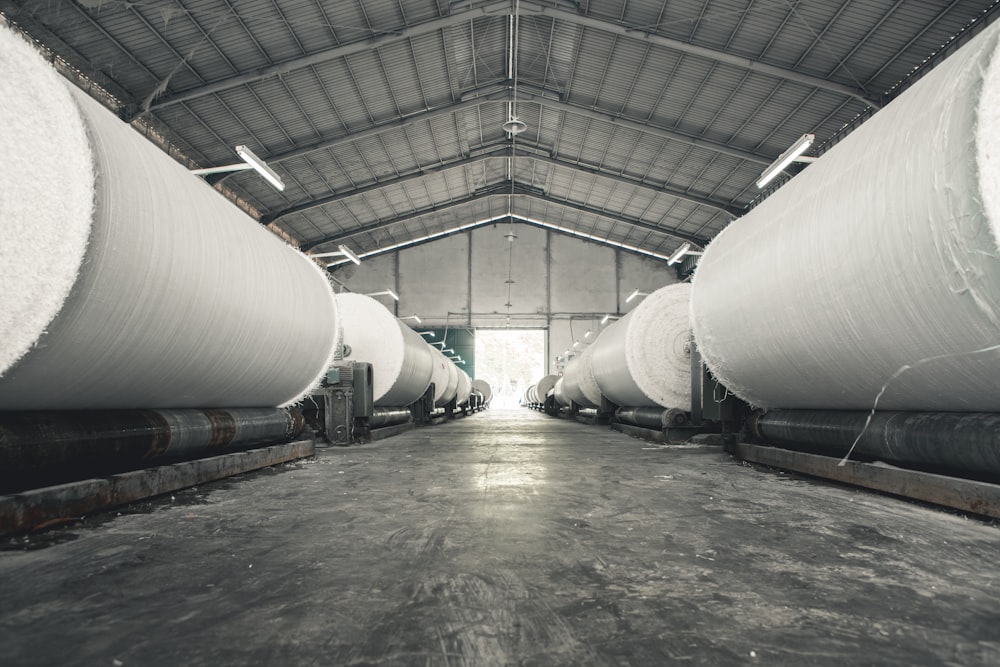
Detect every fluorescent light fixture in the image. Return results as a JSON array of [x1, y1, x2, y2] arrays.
[[443, 348, 455, 354], [365, 289, 399, 301], [626, 289, 648, 303], [418, 331, 435, 338], [756, 133, 815, 189], [235, 145, 285, 191], [584, 330, 592, 338], [190, 145, 285, 191], [600, 314, 620, 325], [668, 242, 692, 265], [572, 341, 580, 348], [400, 314, 422, 324], [449, 355, 463, 361], [336, 244, 361, 265], [314, 244, 362, 265], [431, 341, 446, 348]]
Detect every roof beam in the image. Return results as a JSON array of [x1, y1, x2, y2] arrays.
[[136, 0, 515, 116], [521, 93, 770, 165], [201, 86, 770, 175], [262, 147, 510, 224], [135, 0, 879, 119], [264, 94, 505, 165], [324, 214, 683, 267], [263, 144, 742, 225], [529, 2, 881, 109], [302, 185, 709, 252]]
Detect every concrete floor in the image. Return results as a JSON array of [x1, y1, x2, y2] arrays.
[[2, 409, 999, 666]]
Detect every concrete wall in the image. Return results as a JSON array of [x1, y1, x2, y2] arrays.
[[334, 223, 678, 374]]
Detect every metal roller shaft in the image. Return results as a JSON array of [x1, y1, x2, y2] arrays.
[[368, 408, 413, 429], [750, 410, 1000, 481], [0, 408, 303, 492], [615, 406, 689, 430]]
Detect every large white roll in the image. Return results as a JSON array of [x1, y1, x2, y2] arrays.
[[471, 379, 492, 404], [441, 354, 460, 406], [0, 27, 339, 410], [532, 375, 559, 403], [336, 293, 434, 406], [455, 369, 473, 407], [553, 377, 571, 407], [591, 283, 692, 408], [691, 22, 1000, 412], [429, 347, 456, 407], [562, 345, 602, 408]]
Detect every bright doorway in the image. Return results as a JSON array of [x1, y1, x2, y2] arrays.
[[474, 329, 546, 409]]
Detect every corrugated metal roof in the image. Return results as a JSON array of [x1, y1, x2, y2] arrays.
[[5, 0, 999, 261]]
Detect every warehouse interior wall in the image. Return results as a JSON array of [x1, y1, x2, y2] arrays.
[[334, 224, 678, 374]]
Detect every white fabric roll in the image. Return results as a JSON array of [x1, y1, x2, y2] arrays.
[[533, 375, 559, 403], [591, 283, 692, 408], [553, 377, 571, 407], [428, 346, 455, 407], [455, 369, 473, 406], [441, 354, 460, 406], [337, 293, 434, 406], [471, 379, 492, 403], [691, 22, 1000, 412], [562, 345, 602, 408], [0, 27, 339, 410]]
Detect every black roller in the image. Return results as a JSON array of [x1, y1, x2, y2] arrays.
[[615, 407, 689, 431], [750, 410, 1000, 482], [369, 408, 412, 429], [0, 408, 303, 493]]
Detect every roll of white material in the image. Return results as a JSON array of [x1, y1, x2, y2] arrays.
[[336, 293, 434, 406], [553, 377, 570, 407], [428, 347, 454, 407], [471, 379, 492, 404], [591, 283, 692, 408], [562, 345, 602, 408], [0, 27, 339, 410], [455, 369, 473, 407], [533, 375, 559, 403], [441, 355, 460, 406], [691, 22, 1000, 412]]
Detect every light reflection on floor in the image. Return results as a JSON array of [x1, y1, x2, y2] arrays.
[[473, 410, 547, 491]]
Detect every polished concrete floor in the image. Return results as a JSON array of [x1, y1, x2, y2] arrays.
[[2, 409, 1000, 666]]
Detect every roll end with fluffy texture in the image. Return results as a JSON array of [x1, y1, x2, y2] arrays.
[[0, 25, 93, 377]]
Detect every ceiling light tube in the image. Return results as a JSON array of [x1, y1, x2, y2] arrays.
[[336, 244, 361, 265], [365, 289, 399, 301], [626, 289, 648, 303], [667, 242, 692, 265], [418, 331, 435, 338], [400, 314, 422, 324], [191, 145, 285, 191], [600, 314, 620, 325], [756, 133, 815, 189], [314, 244, 362, 265], [235, 145, 285, 191]]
